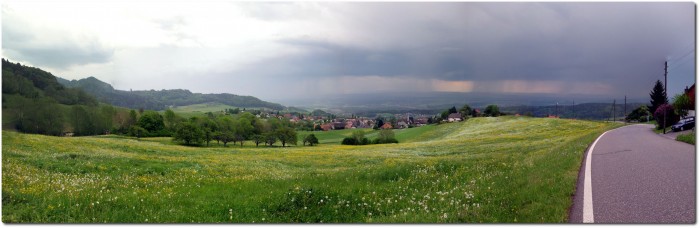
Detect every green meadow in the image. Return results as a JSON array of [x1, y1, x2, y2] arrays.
[[2, 116, 618, 223], [167, 102, 268, 118]]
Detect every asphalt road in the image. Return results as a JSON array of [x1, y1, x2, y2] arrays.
[[570, 124, 695, 223]]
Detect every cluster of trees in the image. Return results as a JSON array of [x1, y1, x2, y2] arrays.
[[341, 129, 398, 145], [436, 104, 502, 122], [168, 111, 300, 147]]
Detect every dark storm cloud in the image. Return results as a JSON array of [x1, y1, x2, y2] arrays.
[[231, 2, 694, 98]]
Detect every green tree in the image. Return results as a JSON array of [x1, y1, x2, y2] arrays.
[[459, 104, 472, 119], [303, 134, 319, 146], [276, 127, 297, 147], [128, 110, 138, 127], [484, 105, 500, 117], [252, 134, 264, 147], [173, 122, 204, 145], [31, 98, 65, 136], [448, 106, 457, 114], [137, 111, 165, 136], [215, 116, 236, 147], [264, 132, 277, 146], [98, 105, 116, 134], [163, 109, 181, 132], [199, 118, 219, 147], [71, 105, 96, 136], [440, 109, 451, 120], [672, 93, 692, 117], [234, 117, 254, 147], [648, 80, 668, 114]]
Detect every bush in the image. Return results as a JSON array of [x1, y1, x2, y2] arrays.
[[341, 137, 370, 145], [361, 138, 370, 145], [373, 137, 398, 144], [341, 129, 397, 145], [341, 137, 358, 145], [374, 129, 398, 144], [653, 104, 679, 129]]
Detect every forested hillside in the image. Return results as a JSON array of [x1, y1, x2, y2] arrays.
[[58, 77, 285, 111], [2, 59, 128, 136]]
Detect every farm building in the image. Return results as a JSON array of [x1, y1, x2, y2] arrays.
[[448, 113, 462, 122], [380, 123, 393, 129]]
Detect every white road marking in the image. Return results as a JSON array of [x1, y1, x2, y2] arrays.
[[583, 129, 611, 223]]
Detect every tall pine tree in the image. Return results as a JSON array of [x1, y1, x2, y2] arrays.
[[648, 80, 668, 114]]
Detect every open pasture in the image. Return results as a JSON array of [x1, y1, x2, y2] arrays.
[[2, 117, 617, 223]]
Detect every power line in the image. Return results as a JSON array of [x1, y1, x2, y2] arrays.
[[668, 48, 695, 70], [668, 56, 695, 72], [671, 41, 695, 58]]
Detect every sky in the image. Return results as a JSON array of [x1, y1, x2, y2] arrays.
[[2, 1, 696, 103]]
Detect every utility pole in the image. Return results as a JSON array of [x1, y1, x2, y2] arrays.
[[572, 100, 575, 119], [664, 61, 668, 134], [613, 99, 616, 122], [556, 102, 559, 118], [624, 95, 627, 124]]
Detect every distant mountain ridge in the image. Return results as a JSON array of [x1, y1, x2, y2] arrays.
[[57, 76, 285, 111]]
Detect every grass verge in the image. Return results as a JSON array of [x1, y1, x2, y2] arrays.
[[676, 131, 695, 145]]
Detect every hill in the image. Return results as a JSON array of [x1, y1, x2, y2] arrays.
[[3, 59, 97, 107], [58, 76, 286, 111], [1, 59, 124, 136], [3, 117, 620, 223]]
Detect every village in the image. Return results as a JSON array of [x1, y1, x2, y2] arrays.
[[229, 106, 484, 133], [248, 111, 437, 131]]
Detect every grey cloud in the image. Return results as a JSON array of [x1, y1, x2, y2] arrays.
[[151, 16, 199, 45], [2, 5, 114, 69], [234, 2, 693, 99]]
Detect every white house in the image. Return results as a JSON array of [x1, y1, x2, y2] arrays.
[[447, 113, 462, 122]]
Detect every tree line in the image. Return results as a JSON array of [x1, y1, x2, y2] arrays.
[[58, 76, 286, 111], [437, 104, 502, 122], [126, 109, 303, 147]]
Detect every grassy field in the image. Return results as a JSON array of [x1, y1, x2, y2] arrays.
[[2, 116, 619, 223], [167, 103, 268, 118]]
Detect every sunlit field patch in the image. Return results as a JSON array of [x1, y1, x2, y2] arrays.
[[2, 116, 618, 223]]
